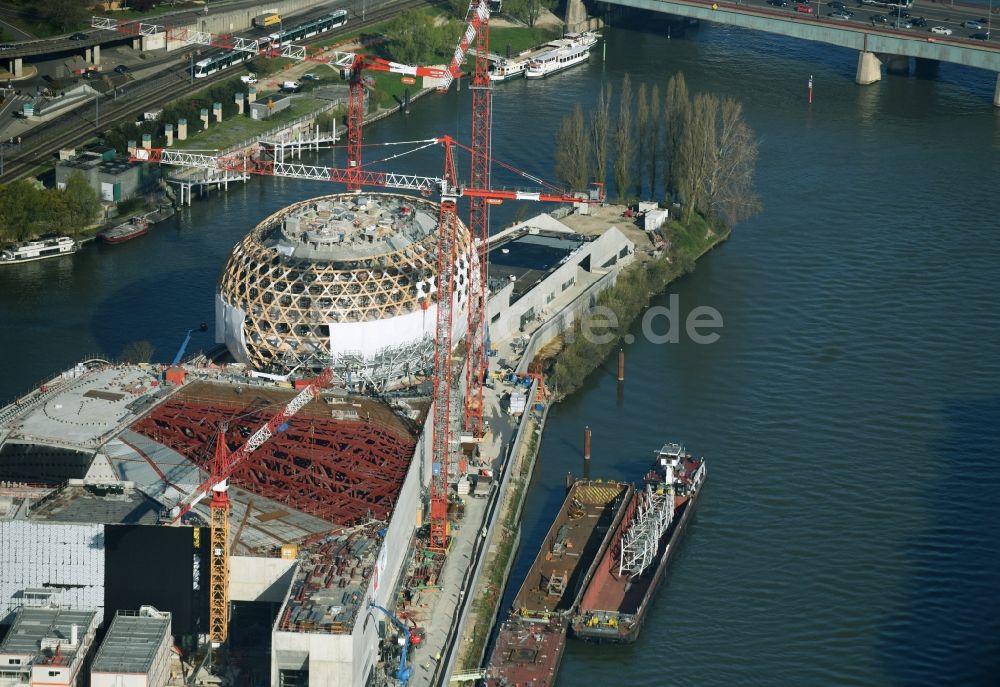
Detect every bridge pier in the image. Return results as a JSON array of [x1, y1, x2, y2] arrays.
[[85, 45, 101, 66], [856, 51, 881, 85], [995, 74, 1000, 108], [7, 58, 22, 79]]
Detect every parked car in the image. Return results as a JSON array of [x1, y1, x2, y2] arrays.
[[796, 3, 814, 13], [963, 20, 985, 29], [969, 32, 990, 40], [828, 10, 852, 19], [113, 64, 130, 74], [240, 73, 257, 84], [930, 25, 953, 35], [301, 73, 319, 81], [70, 32, 89, 40]]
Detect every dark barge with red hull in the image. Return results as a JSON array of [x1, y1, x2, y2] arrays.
[[570, 443, 707, 643], [483, 479, 633, 687]]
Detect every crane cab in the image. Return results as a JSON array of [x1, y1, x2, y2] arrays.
[[487, 0, 502, 13]]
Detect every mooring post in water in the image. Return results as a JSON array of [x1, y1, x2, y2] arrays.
[[583, 426, 592, 479], [404, 88, 410, 115], [566, 471, 574, 492], [618, 348, 625, 382]]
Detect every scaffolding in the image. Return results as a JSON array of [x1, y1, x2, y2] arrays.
[[617, 481, 674, 580]]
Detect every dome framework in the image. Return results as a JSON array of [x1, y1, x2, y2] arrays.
[[217, 193, 474, 388]]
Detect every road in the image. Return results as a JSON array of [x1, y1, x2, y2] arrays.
[[711, 0, 998, 44]]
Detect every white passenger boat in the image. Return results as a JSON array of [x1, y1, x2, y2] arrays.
[[489, 58, 528, 82], [524, 32, 600, 80], [0, 236, 78, 264]]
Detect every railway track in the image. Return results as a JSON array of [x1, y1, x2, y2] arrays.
[[0, 0, 430, 184]]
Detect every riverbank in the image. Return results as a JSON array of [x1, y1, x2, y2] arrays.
[[452, 206, 732, 678]]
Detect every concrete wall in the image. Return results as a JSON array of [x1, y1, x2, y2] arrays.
[[177, 0, 329, 43], [229, 557, 296, 603], [488, 222, 635, 345]]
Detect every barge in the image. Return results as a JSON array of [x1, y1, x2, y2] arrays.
[[570, 443, 706, 643], [484, 479, 633, 687], [99, 218, 149, 244]]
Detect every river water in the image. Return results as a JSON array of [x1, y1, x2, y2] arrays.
[[2, 17, 999, 686]]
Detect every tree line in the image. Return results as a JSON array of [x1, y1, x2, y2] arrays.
[[0, 173, 101, 243], [555, 71, 762, 229]]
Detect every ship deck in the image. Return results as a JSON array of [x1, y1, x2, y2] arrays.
[[513, 480, 631, 617], [484, 617, 568, 687]]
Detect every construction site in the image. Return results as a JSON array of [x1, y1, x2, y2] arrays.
[[0, 2, 647, 686]]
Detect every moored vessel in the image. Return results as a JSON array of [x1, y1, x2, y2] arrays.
[[489, 57, 527, 82], [524, 32, 599, 79], [0, 236, 78, 264], [484, 479, 633, 687], [99, 218, 150, 244], [570, 442, 706, 643]]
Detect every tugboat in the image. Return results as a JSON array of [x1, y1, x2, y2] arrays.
[[570, 442, 706, 643], [99, 217, 149, 244], [0, 236, 78, 264]]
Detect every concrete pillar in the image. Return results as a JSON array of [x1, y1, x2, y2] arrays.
[[127, 139, 136, 155], [132, 38, 141, 50], [178, 118, 187, 141], [200, 107, 209, 130], [165, 123, 173, 147], [235, 92, 244, 115], [213, 102, 222, 123], [885, 55, 909, 75], [247, 86, 256, 103], [11, 58, 22, 78], [995, 74, 1000, 108], [142, 133, 151, 149], [565, 0, 588, 33], [92, 44, 100, 65], [85, 48, 92, 63], [855, 51, 881, 85]]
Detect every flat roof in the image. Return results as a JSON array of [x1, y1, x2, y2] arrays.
[[0, 607, 96, 658], [27, 483, 160, 525], [91, 610, 170, 675], [489, 230, 586, 302]]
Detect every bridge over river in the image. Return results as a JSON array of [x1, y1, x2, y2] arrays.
[[597, 0, 1000, 104]]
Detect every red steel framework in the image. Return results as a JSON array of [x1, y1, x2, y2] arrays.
[[131, 397, 415, 524]]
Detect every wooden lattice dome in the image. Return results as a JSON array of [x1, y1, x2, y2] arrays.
[[217, 193, 472, 376]]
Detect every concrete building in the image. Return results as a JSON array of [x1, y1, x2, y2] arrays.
[[55, 149, 160, 203], [90, 607, 172, 687], [0, 607, 98, 687]]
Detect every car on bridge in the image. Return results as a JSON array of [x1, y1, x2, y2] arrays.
[[70, 32, 89, 40], [969, 32, 990, 40], [767, 0, 789, 6], [827, 0, 847, 8], [963, 20, 985, 30], [870, 14, 889, 24], [930, 25, 953, 35], [828, 10, 852, 19], [909, 17, 927, 27], [796, 3, 815, 13]]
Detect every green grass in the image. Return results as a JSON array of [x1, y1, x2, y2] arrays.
[[173, 96, 325, 151], [489, 26, 561, 57]]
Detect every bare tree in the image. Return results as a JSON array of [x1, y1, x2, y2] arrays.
[[663, 72, 690, 196], [589, 83, 612, 190], [554, 104, 589, 192], [121, 340, 156, 364], [677, 92, 717, 221], [612, 74, 633, 202], [648, 83, 661, 199], [677, 93, 761, 227], [635, 82, 649, 198], [705, 97, 762, 226]]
